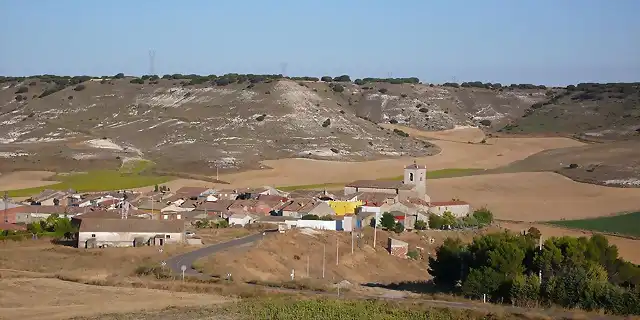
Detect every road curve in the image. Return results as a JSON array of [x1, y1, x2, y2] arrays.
[[166, 231, 272, 276]]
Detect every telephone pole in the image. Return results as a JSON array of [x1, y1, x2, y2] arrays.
[[351, 230, 354, 254], [322, 244, 326, 278], [3, 191, 8, 223], [336, 237, 339, 265], [373, 214, 378, 248], [306, 255, 310, 278]]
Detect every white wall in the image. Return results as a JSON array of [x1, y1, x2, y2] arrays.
[[78, 231, 184, 248], [293, 220, 337, 231], [229, 216, 252, 226], [428, 204, 470, 218]]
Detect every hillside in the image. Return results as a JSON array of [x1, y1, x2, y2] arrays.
[[1, 75, 638, 179], [499, 82, 640, 140]]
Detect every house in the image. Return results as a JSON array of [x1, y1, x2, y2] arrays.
[[0, 222, 27, 231], [27, 189, 75, 206], [355, 192, 398, 219], [327, 199, 363, 216], [192, 200, 235, 218], [174, 187, 215, 200], [277, 198, 335, 218], [12, 205, 85, 224], [344, 162, 430, 201], [234, 186, 283, 199], [76, 218, 185, 248], [1, 200, 23, 223], [428, 201, 471, 218], [228, 212, 257, 227], [388, 237, 409, 258]]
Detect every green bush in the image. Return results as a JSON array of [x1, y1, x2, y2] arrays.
[[320, 76, 333, 82], [129, 78, 145, 84], [414, 220, 427, 230], [331, 84, 344, 93], [392, 128, 409, 137], [73, 84, 86, 91], [378, 88, 388, 94]]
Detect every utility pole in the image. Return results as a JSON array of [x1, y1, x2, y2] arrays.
[[538, 235, 543, 285], [373, 214, 377, 248], [336, 237, 339, 265], [3, 191, 8, 223], [351, 230, 354, 254], [322, 244, 326, 279], [306, 255, 310, 278]]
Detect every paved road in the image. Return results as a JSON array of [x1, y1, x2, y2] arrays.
[[166, 231, 271, 276]]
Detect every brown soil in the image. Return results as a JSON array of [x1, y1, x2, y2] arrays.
[[0, 171, 57, 191], [0, 277, 229, 320]]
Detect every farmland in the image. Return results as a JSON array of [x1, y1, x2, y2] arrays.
[[548, 212, 640, 238]]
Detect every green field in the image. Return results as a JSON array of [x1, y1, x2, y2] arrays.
[[548, 212, 640, 237], [277, 168, 483, 191], [7, 160, 172, 197]]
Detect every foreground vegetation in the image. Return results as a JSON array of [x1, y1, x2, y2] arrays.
[[548, 212, 640, 238], [428, 230, 640, 315], [277, 168, 482, 191], [7, 169, 171, 197]]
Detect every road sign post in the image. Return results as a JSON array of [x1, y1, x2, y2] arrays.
[[180, 265, 186, 281]]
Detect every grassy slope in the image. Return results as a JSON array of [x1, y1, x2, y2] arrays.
[[7, 160, 171, 197], [277, 168, 483, 191], [548, 212, 640, 237]]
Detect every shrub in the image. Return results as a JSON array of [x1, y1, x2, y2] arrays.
[[114, 73, 125, 79], [130, 78, 145, 84], [378, 88, 388, 94], [393, 222, 405, 233], [479, 119, 491, 126], [15, 86, 28, 94], [354, 79, 365, 85], [301, 214, 319, 220], [393, 128, 409, 137], [255, 114, 266, 121], [428, 214, 445, 229], [418, 107, 429, 113], [322, 119, 331, 127], [389, 119, 398, 124], [28, 81, 37, 86], [333, 75, 351, 82], [68, 95, 73, 100], [400, 93, 408, 98], [73, 84, 86, 91], [321, 76, 333, 82], [331, 84, 344, 93], [15, 95, 24, 101], [414, 220, 427, 230], [471, 207, 493, 225], [330, 148, 339, 153]]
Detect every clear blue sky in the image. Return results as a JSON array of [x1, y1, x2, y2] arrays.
[[1, 0, 638, 86]]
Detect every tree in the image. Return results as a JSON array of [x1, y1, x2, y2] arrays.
[[380, 212, 396, 230], [114, 73, 125, 79], [301, 214, 319, 220], [462, 266, 503, 299], [73, 84, 86, 91], [321, 76, 333, 82], [472, 208, 493, 225], [154, 184, 159, 192], [442, 211, 456, 227], [428, 238, 466, 289], [414, 220, 427, 230], [333, 75, 351, 82], [393, 222, 404, 233], [331, 84, 344, 93], [428, 214, 445, 229]]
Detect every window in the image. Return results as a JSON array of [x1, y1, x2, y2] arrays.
[[409, 173, 414, 182], [166, 235, 171, 239], [91, 234, 96, 237]]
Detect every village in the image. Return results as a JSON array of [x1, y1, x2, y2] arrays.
[[1, 161, 477, 257]]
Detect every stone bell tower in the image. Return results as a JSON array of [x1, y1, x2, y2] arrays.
[[403, 160, 427, 200]]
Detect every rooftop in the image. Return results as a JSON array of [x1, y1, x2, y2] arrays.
[[345, 180, 412, 190], [78, 218, 184, 233], [430, 200, 469, 206]]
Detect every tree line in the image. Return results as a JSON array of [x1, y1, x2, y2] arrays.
[[428, 230, 640, 315]]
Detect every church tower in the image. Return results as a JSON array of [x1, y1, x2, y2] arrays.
[[403, 160, 427, 200]]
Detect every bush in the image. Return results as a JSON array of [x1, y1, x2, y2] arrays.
[[389, 119, 398, 124], [301, 214, 319, 220], [380, 212, 396, 230], [407, 250, 419, 260], [321, 118, 331, 127], [428, 214, 445, 229], [393, 128, 409, 137], [479, 119, 491, 126], [114, 73, 125, 79], [418, 107, 429, 113], [255, 114, 266, 121], [414, 220, 427, 230], [15, 95, 24, 101], [378, 88, 388, 94], [354, 79, 365, 85], [130, 78, 145, 84], [15, 86, 28, 94], [331, 84, 344, 93], [333, 75, 350, 82], [393, 222, 405, 233], [321, 76, 333, 82], [73, 84, 86, 91], [472, 207, 493, 225]]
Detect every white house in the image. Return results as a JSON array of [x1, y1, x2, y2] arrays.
[[76, 218, 185, 248], [428, 201, 471, 218], [228, 213, 256, 227]]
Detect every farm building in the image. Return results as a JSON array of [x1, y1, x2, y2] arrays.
[[228, 212, 257, 226], [428, 201, 470, 218], [388, 237, 409, 258], [76, 218, 185, 248]]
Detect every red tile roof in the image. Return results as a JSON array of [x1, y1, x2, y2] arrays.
[[429, 201, 469, 206]]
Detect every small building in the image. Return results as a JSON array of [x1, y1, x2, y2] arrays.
[[327, 200, 363, 216], [388, 237, 409, 258], [428, 201, 471, 218], [228, 212, 256, 227], [77, 218, 185, 248], [277, 198, 335, 218]]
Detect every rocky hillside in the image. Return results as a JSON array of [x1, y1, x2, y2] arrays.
[[499, 82, 640, 141], [1, 74, 636, 175]]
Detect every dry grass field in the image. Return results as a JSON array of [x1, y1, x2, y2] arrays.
[[0, 171, 57, 191], [0, 277, 230, 320]]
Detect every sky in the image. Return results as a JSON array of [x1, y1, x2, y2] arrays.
[[1, 0, 639, 86]]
